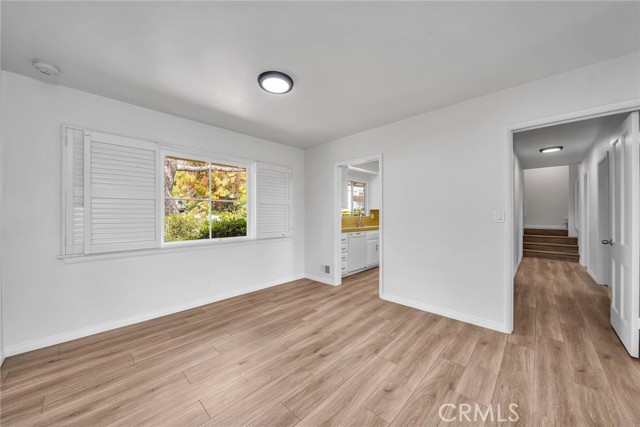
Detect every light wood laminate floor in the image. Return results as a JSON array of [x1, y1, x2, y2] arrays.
[[2, 259, 640, 426]]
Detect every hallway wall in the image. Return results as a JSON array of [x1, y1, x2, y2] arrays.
[[523, 166, 569, 229], [568, 165, 579, 237]]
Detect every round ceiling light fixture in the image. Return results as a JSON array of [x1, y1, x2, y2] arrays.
[[539, 146, 563, 154], [258, 71, 293, 94], [33, 61, 60, 76]]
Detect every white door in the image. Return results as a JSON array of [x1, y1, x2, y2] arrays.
[[609, 112, 640, 358]]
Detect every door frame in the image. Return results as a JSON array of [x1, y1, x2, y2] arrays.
[[505, 99, 640, 334], [333, 153, 383, 295]]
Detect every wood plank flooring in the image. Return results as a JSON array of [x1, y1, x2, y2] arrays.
[[2, 259, 640, 426]]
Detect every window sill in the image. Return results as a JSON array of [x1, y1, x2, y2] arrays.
[[58, 236, 294, 264]]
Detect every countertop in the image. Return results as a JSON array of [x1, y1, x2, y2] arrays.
[[342, 226, 379, 233]]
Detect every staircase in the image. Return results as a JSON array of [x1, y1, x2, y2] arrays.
[[523, 228, 579, 262]]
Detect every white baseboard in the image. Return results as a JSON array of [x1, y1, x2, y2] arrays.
[[0, 352, 4, 367], [305, 273, 337, 286], [524, 224, 567, 230], [513, 254, 523, 278], [586, 267, 608, 286], [4, 273, 305, 357], [380, 292, 509, 333]]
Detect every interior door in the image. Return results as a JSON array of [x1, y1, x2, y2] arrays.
[[609, 111, 639, 358]]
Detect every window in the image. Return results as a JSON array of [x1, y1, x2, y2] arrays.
[[61, 126, 293, 258], [348, 181, 366, 215], [163, 156, 248, 243]]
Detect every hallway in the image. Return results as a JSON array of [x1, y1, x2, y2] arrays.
[[514, 257, 640, 426]]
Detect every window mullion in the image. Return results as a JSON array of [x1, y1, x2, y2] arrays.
[[209, 163, 213, 240]]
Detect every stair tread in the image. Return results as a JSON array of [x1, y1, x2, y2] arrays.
[[523, 228, 568, 236], [524, 249, 579, 256], [523, 242, 578, 248], [523, 234, 576, 239]]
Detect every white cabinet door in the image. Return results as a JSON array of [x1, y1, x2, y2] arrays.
[[367, 239, 379, 267], [348, 232, 367, 271]]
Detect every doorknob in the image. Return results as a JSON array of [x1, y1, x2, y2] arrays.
[[602, 239, 613, 245]]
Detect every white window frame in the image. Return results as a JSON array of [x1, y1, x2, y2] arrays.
[[159, 147, 255, 248], [347, 180, 367, 215]]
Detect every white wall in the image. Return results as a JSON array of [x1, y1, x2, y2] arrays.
[[523, 166, 569, 229], [369, 173, 381, 211], [1, 71, 305, 355], [568, 165, 579, 237], [305, 52, 640, 331]]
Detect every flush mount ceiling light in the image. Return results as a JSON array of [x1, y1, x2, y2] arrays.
[[258, 71, 293, 94], [539, 146, 563, 153], [33, 61, 61, 76]]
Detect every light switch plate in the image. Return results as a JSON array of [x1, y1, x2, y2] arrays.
[[494, 210, 505, 223]]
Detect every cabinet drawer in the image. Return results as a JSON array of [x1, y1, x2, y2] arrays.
[[341, 234, 349, 245], [366, 231, 379, 240], [341, 253, 349, 263], [341, 244, 348, 253], [341, 261, 349, 274]]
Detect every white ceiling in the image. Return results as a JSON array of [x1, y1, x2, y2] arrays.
[[2, 1, 639, 148], [514, 113, 630, 169]]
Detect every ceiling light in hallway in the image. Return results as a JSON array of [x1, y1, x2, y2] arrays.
[[539, 146, 563, 153], [258, 71, 293, 94]]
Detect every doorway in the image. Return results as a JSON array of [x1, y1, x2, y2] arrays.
[[509, 104, 640, 357], [333, 154, 383, 294]]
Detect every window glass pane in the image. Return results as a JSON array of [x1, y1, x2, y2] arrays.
[[165, 157, 210, 200], [164, 200, 209, 242], [211, 163, 247, 202], [163, 156, 249, 243], [210, 200, 247, 238], [350, 181, 366, 215]]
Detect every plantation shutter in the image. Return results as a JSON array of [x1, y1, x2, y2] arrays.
[[83, 131, 159, 254], [63, 127, 86, 255], [256, 163, 292, 239]]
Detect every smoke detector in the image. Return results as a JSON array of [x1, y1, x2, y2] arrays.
[[33, 61, 60, 76]]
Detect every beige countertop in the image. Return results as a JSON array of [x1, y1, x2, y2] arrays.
[[342, 226, 379, 233]]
